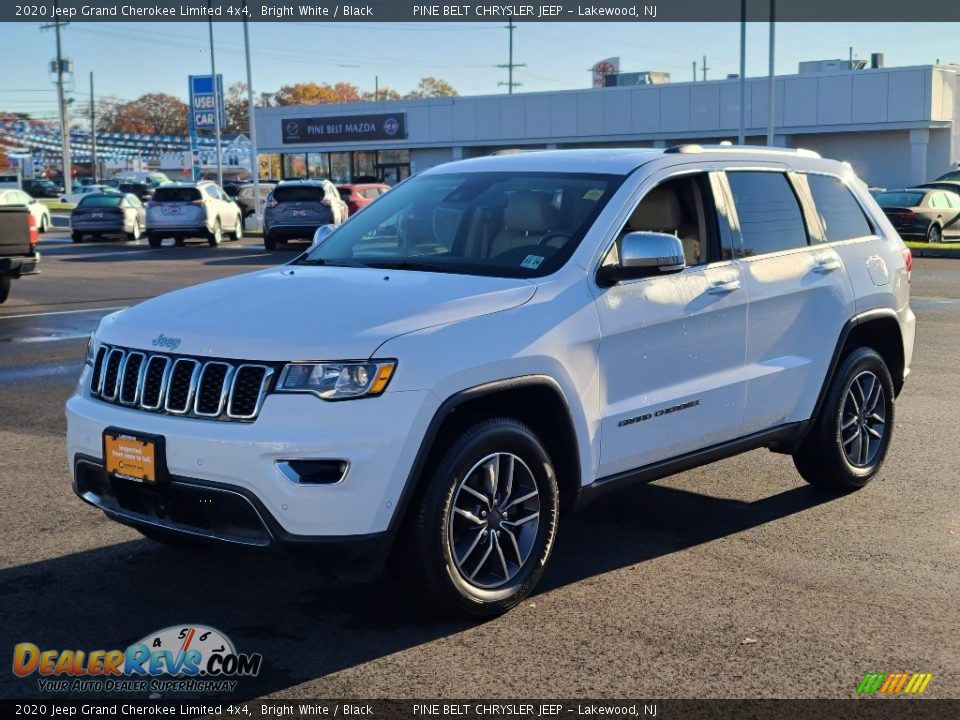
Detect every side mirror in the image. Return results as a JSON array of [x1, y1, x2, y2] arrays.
[[311, 224, 337, 248], [597, 231, 685, 287]]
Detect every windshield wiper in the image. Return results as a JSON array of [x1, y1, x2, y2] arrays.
[[293, 257, 369, 268], [361, 259, 477, 275]]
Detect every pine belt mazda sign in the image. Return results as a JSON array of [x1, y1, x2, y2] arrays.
[[281, 113, 407, 144]]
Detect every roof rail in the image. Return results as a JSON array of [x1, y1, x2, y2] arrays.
[[664, 144, 821, 158]]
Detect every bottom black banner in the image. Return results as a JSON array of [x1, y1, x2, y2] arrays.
[[0, 700, 956, 720]]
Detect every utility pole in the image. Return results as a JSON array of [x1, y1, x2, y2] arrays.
[[692, 61, 697, 82], [701, 55, 709, 82], [738, 0, 746, 144], [497, 18, 526, 94], [41, 7, 72, 193], [89, 71, 97, 183], [242, 1, 261, 229], [374, 75, 379, 102], [767, 0, 776, 146], [207, 6, 223, 188]]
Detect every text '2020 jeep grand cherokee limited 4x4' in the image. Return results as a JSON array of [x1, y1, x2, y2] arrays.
[[67, 146, 915, 616]]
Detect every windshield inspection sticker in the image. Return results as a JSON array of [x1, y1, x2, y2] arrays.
[[521, 255, 545, 269], [583, 188, 605, 200]]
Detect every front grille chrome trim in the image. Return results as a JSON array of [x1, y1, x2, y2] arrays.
[[88, 345, 272, 422]]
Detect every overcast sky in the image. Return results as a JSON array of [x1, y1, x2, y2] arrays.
[[1, 21, 957, 121]]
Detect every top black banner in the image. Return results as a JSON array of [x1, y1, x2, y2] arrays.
[[5, 0, 960, 22]]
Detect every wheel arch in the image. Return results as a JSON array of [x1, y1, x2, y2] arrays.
[[388, 376, 582, 548], [813, 310, 906, 422]]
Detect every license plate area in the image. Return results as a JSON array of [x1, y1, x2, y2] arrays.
[[163, 205, 182, 214], [292, 209, 308, 216], [102, 428, 167, 484]]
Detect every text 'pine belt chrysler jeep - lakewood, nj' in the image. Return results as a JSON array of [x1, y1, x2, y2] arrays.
[[67, 146, 915, 616]]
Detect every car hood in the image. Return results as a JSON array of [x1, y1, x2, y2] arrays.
[[97, 265, 537, 361]]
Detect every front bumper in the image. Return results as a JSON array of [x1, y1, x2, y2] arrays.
[[72, 457, 390, 580], [67, 380, 439, 572]]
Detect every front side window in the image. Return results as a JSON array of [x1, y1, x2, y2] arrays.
[[726, 171, 809, 256], [800, 173, 873, 242], [300, 171, 623, 278], [608, 172, 724, 268]]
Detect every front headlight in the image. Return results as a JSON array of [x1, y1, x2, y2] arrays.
[[277, 360, 396, 400], [85, 333, 96, 366]]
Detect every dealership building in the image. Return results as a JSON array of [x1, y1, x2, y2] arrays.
[[253, 63, 960, 189]]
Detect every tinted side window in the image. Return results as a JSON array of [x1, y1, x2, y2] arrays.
[[946, 192, 960, 210], [804, 174, 873, 242], [727, 171, 808, 256]]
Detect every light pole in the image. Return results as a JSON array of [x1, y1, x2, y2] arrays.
[[767, 0, 776, 146], [738, 0, 746, 144], [243, 0, 261, 228], [207, 4, 224, 188]]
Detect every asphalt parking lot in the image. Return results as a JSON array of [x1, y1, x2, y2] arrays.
[[1, 225, 958, 701]]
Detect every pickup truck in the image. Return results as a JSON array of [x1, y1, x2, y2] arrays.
[[0, 205, 40, 303]]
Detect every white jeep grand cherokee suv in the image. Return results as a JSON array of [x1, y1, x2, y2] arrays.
[[67, 146, 915, 616]]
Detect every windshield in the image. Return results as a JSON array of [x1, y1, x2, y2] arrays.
[[299, 171, 622, 278], [875, 192, 924, 208]]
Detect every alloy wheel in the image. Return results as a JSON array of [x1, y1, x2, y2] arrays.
[[447, 452, 541, 590], [840, 370, 887, 468]]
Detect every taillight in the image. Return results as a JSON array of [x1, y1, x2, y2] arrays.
[[321, 198, 332, 207], [146, 201, 157, 209], [27, 213, 39, 248], [902, 247, 913, 275], [266, 196, 278, 209], [190, 199, 204, 206]]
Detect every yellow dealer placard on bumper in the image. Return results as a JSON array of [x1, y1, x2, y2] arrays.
[[103, 431, 157, 483]]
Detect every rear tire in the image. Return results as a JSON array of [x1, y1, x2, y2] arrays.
[[147, 234, 163, 249], [264, 234, 278, 251], [399, 417, 559, 618], [207, 219, 222, 247], [230, 216, 243, 241], [71, 232, 84, 243], [926, 223, 942, 244], [39, 214, 49, 233], [793, 347, 895, 492], [126, 221, 141, 242], [0, 276, 10, 304]]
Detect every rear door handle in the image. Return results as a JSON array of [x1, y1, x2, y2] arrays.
[[708, 279, 741, 294], [814, 256, 842, 273]]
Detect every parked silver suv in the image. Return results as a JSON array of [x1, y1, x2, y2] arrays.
[[146, 181, 244, 248]]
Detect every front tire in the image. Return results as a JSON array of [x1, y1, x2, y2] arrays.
[[230, 216, 243, 241], [793, 347, 895, 492], [926, 223, 942, 244], [401, 418, 559, 618], [39, 214, 49, 233]]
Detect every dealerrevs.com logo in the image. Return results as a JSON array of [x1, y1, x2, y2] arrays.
[[13, 625, 262, 694]]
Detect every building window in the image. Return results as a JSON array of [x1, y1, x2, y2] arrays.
[[329, 153, 350, 183], [282, 153, 306, 178], [353, 151, 377, 179], [307, 153, 329, 179], [259, 154, 281, 180]]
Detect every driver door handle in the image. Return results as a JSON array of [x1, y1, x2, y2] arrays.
[[708, 279, 741, 295], [814, 256, 842, 273]]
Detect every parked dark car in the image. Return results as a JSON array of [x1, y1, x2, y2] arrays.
[[118, 181, 154, 202], [22, 178, 62, 198], [337, 182, 391, 216], [234, 182, 276, 218], [70, 193, 147, 243], [874, 187, 960, 243], [934, 169, 960, 182], [263, 179, 344, 250]]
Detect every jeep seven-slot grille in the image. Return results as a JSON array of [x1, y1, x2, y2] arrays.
[[90, 345, 273, 422]]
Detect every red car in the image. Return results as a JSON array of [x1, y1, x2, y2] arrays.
[[336, 183, 391, 216]]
